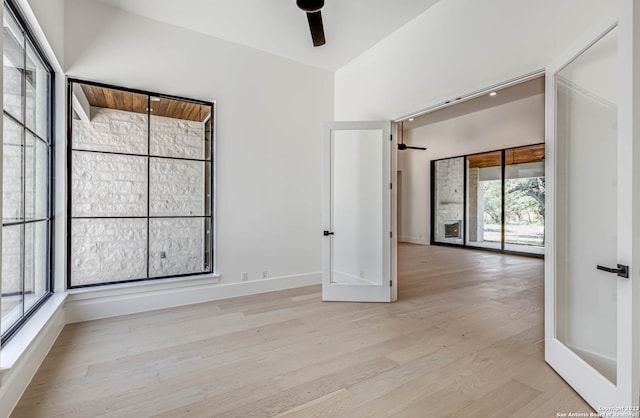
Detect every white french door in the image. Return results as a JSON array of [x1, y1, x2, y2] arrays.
[[322, 121, 397, 302], [545, 0, 639, 412]]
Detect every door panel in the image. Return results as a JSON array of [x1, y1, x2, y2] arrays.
[[545, 2, 639, 410], [555, 25, 618, 383], [322, 121, 394, 302]]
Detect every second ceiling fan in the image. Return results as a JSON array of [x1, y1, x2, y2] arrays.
[[297, 0, 326, 47]]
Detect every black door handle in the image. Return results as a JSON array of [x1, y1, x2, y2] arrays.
[[596, 264, 629, 279], [323, 231, 334, 236]]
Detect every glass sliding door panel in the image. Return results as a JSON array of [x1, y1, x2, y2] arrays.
[[433, 157, 465, 245], [465, 151, 502, 250], [504, 145, 545, 254], [555, 27, 618, 383]]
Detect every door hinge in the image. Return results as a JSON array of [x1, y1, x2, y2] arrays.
[[390, 183, 393, 190], [390, 134, 393, 141], [390, 231, 393, 238], [390, 280, 393, 287]]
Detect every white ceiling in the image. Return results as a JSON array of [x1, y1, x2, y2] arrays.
[[95, 0, 441, 71]]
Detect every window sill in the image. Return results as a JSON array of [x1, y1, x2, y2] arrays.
[[66, 273, 221, 301], [0, 292, 67, 375]]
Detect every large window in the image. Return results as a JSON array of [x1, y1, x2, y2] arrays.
[[67, 80, 214, 288], [431, 144, 545, 256], [2, 1, 54, 343]]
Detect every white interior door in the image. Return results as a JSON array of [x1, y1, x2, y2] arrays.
[[545, 1, 639, 412], [322, 121, 396, 302]]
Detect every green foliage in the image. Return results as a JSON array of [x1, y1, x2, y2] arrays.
[[481, 177, 545, 225]]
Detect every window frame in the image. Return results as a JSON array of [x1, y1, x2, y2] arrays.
[[1, 0, 55, 345], [66, 78, 216, 289], [429, 142, 545, 258]]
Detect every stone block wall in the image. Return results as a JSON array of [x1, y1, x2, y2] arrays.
[[70, 107, 208, 286], [467, 166, 479, 242], [433, 158, 464, 243]]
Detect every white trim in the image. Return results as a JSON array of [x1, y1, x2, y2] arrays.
[[394, 69, 545, 122], [398, 237, 430, 246], [65, 272, 321, 323], [67, 273, 221, 299], [0, 294, 66, 418]]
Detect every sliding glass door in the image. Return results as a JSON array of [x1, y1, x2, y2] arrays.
[[504, 145, 545, 254], [465, 150, 503, 250], [431, 144, 545, 256]]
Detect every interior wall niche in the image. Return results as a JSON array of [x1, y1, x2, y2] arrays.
[[67, 80, 214, 288]]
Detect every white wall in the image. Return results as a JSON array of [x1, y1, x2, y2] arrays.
[[24, 0, 64, 66], [64, 0, 334, 297], [335, 0, 613, 121], [398, 94, 544, 244]]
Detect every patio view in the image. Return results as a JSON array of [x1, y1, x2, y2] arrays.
[[433, 144, 545, 255]]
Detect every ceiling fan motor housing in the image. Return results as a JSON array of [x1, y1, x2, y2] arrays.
[[297, 0, 324, 12]]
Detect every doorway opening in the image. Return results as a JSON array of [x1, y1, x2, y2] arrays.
[[396, 74, 545, 258]]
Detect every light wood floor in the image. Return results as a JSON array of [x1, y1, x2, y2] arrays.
[[12, 244, 592, 417]]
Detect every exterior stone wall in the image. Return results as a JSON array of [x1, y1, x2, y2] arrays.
[[70, 107, 207, 285], [467, 167, 479, 242], [434, 158, 464, 244]]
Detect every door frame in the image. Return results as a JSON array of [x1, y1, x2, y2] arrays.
[[391, 0, 639, 410]]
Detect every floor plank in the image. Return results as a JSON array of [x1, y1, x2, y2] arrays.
[[12, 244, 593, 417]]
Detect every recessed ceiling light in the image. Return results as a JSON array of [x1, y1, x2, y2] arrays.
[[150, 97, 161, 102], [489, 92, 497, 96], [408, 118, 414, 121]]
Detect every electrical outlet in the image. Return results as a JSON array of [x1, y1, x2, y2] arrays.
[[262, 271, 268, 279], [241, 272, 248, 282], [160, 251, 166, 259]]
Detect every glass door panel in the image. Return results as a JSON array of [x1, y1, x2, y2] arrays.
[[554, 26, 618, 384], [504, 145, 545, 254], [465, 151, 502, 250], [322, 121, 392, 302], [433, 157, 464, 245], [332, 129, 383, 285]]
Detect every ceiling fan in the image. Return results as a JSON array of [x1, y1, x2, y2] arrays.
[[297, 0, 326, 47], [398, 121, 426, 151]]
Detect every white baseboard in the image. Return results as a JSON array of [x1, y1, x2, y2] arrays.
[[65, 272, 321, 323], [0, 294, 66, 418], [398, 236, 430, 246]]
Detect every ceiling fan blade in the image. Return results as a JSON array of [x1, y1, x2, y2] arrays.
[[306, 11, 326, 47]]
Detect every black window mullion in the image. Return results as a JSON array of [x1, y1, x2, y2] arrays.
[[66, 79, 215, 288], [146, 96, 151, 280]]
